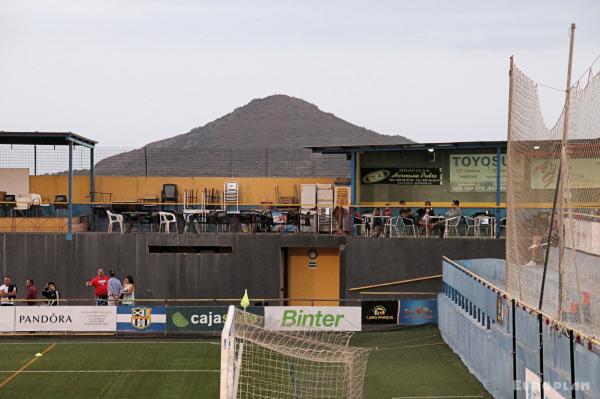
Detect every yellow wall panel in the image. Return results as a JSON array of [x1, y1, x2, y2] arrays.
[[29, 176, 335, 205]]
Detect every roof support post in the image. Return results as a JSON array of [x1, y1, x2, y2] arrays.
[[350, 151, 356, 235], [90, 147, 95, 211], [66, 141, 73, 241], [496, 145, 502, 238]]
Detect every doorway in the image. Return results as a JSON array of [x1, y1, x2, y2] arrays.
[[286, 247, 340, 306]]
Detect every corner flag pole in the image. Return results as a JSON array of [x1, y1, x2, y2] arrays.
[[241, 289, 250, 312]]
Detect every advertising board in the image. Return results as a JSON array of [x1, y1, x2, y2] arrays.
[[361, 301, 399, 325], [264, 306, 361, 331], [167, 306, 263, 333], [398, 299, 438, 325], [0, 307, 14, 332], [449, 154, 506, 192], [14, 306, 116, 332], [117, 306, 166, 333]]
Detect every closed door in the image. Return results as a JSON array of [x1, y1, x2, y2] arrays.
[[287, 247, 340, 306]]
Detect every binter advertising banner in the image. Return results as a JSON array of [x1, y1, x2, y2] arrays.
[[264, 306, 361, 331], [167, 306, 264, 333], [14, 306, 116, 332]]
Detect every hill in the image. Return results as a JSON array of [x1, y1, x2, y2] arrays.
[[95, 95, 412, 176]]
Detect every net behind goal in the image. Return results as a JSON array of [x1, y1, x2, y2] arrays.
[[506, 61, 600, 339], [220, 306, 371, 399]]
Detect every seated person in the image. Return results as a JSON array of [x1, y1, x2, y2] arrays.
[[417, 200, 435, 223], [398, 200, 414, 221], [435, 200, 461, 238], [371, 207, 384, 237], [382, 204, 393, 217]]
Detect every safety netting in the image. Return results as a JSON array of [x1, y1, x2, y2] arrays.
[[506, 62, 600, 339]]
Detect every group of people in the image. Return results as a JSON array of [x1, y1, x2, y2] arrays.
[[0, 276, 60, 306], [0, 268, 136, 306], [357, 200, 462, 238], [86, 268, 135, 306]]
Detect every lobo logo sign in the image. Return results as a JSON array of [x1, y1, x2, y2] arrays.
[[131, 307, 152, 330]]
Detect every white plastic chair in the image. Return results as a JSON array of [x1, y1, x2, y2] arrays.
[[106, 210, 124, 233], [15, 195, 32, 216], [443, 216, 461, 238], [463, 216, 476, 236], [223, 181, 239, 212], [392, 216, 417, 237], [159, 211, 177, 233]]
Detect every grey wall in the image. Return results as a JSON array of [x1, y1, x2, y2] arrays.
[[343, 237, 506, 299], [0, 233, 504, 303]]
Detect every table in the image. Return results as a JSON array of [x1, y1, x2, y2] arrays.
[[475, 216, 496, 237], [420, 215, 445, 238], [122, 212, 150, 233], [182, 209, 209, 233], [362, 214, 392, 237]]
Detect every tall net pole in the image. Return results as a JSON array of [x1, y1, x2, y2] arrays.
[[557, 23, 576, 320]]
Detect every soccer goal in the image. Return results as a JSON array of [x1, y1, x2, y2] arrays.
[[220, 306, 371, 399]]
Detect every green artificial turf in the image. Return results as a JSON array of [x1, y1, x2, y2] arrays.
[[0, 326, 490, 399]]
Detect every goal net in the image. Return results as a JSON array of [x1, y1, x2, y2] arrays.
[[220, 306, 371, 399], [506, 60, 600, 339]]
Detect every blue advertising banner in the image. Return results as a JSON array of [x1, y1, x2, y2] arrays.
[[117, 306, 166, 332], [398, 299, 437, 325]]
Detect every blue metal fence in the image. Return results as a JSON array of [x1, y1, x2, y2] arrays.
[[439, 258, 600, 398]]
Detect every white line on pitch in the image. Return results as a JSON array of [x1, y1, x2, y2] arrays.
[[392, 396, 484, 398], [0, 341, 219, 345], [374, 342, 445, 351], [0, 369, 220, 373]]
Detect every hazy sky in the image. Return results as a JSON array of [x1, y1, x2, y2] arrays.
[[2, 0, 600, 147]]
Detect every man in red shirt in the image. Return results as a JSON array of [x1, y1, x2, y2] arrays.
[[86, 268, 109, 306], [25, 279, 38, 306]]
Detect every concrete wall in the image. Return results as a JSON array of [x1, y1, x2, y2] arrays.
[[358, 148, 507, 205], [0, 233, 505, 303], [343, 237, 506, 299]]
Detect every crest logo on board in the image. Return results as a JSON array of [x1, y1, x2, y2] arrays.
[[131, 307, 152, 330]]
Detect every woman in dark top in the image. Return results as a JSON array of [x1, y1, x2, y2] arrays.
[[416, 201, 436, 235], [416, 201, 435, 220]]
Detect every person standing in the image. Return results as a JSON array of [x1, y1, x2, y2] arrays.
[[41, 282, 60, 306], [24, 279, 38, 306], [120, 275, 135, 306], [0, 276, 17, 306], [85, 268, 109, 306], [107, 271, 123, 306]]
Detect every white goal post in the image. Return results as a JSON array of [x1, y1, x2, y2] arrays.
[[220, 305, 371, 399]]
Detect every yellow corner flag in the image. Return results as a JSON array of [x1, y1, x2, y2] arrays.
[[240, 289, 250, 310]]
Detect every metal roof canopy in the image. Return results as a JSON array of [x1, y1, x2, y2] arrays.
[[0, 131, 97, 241], [304, 140, 507, 154], [0, 131, 96, 148]]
